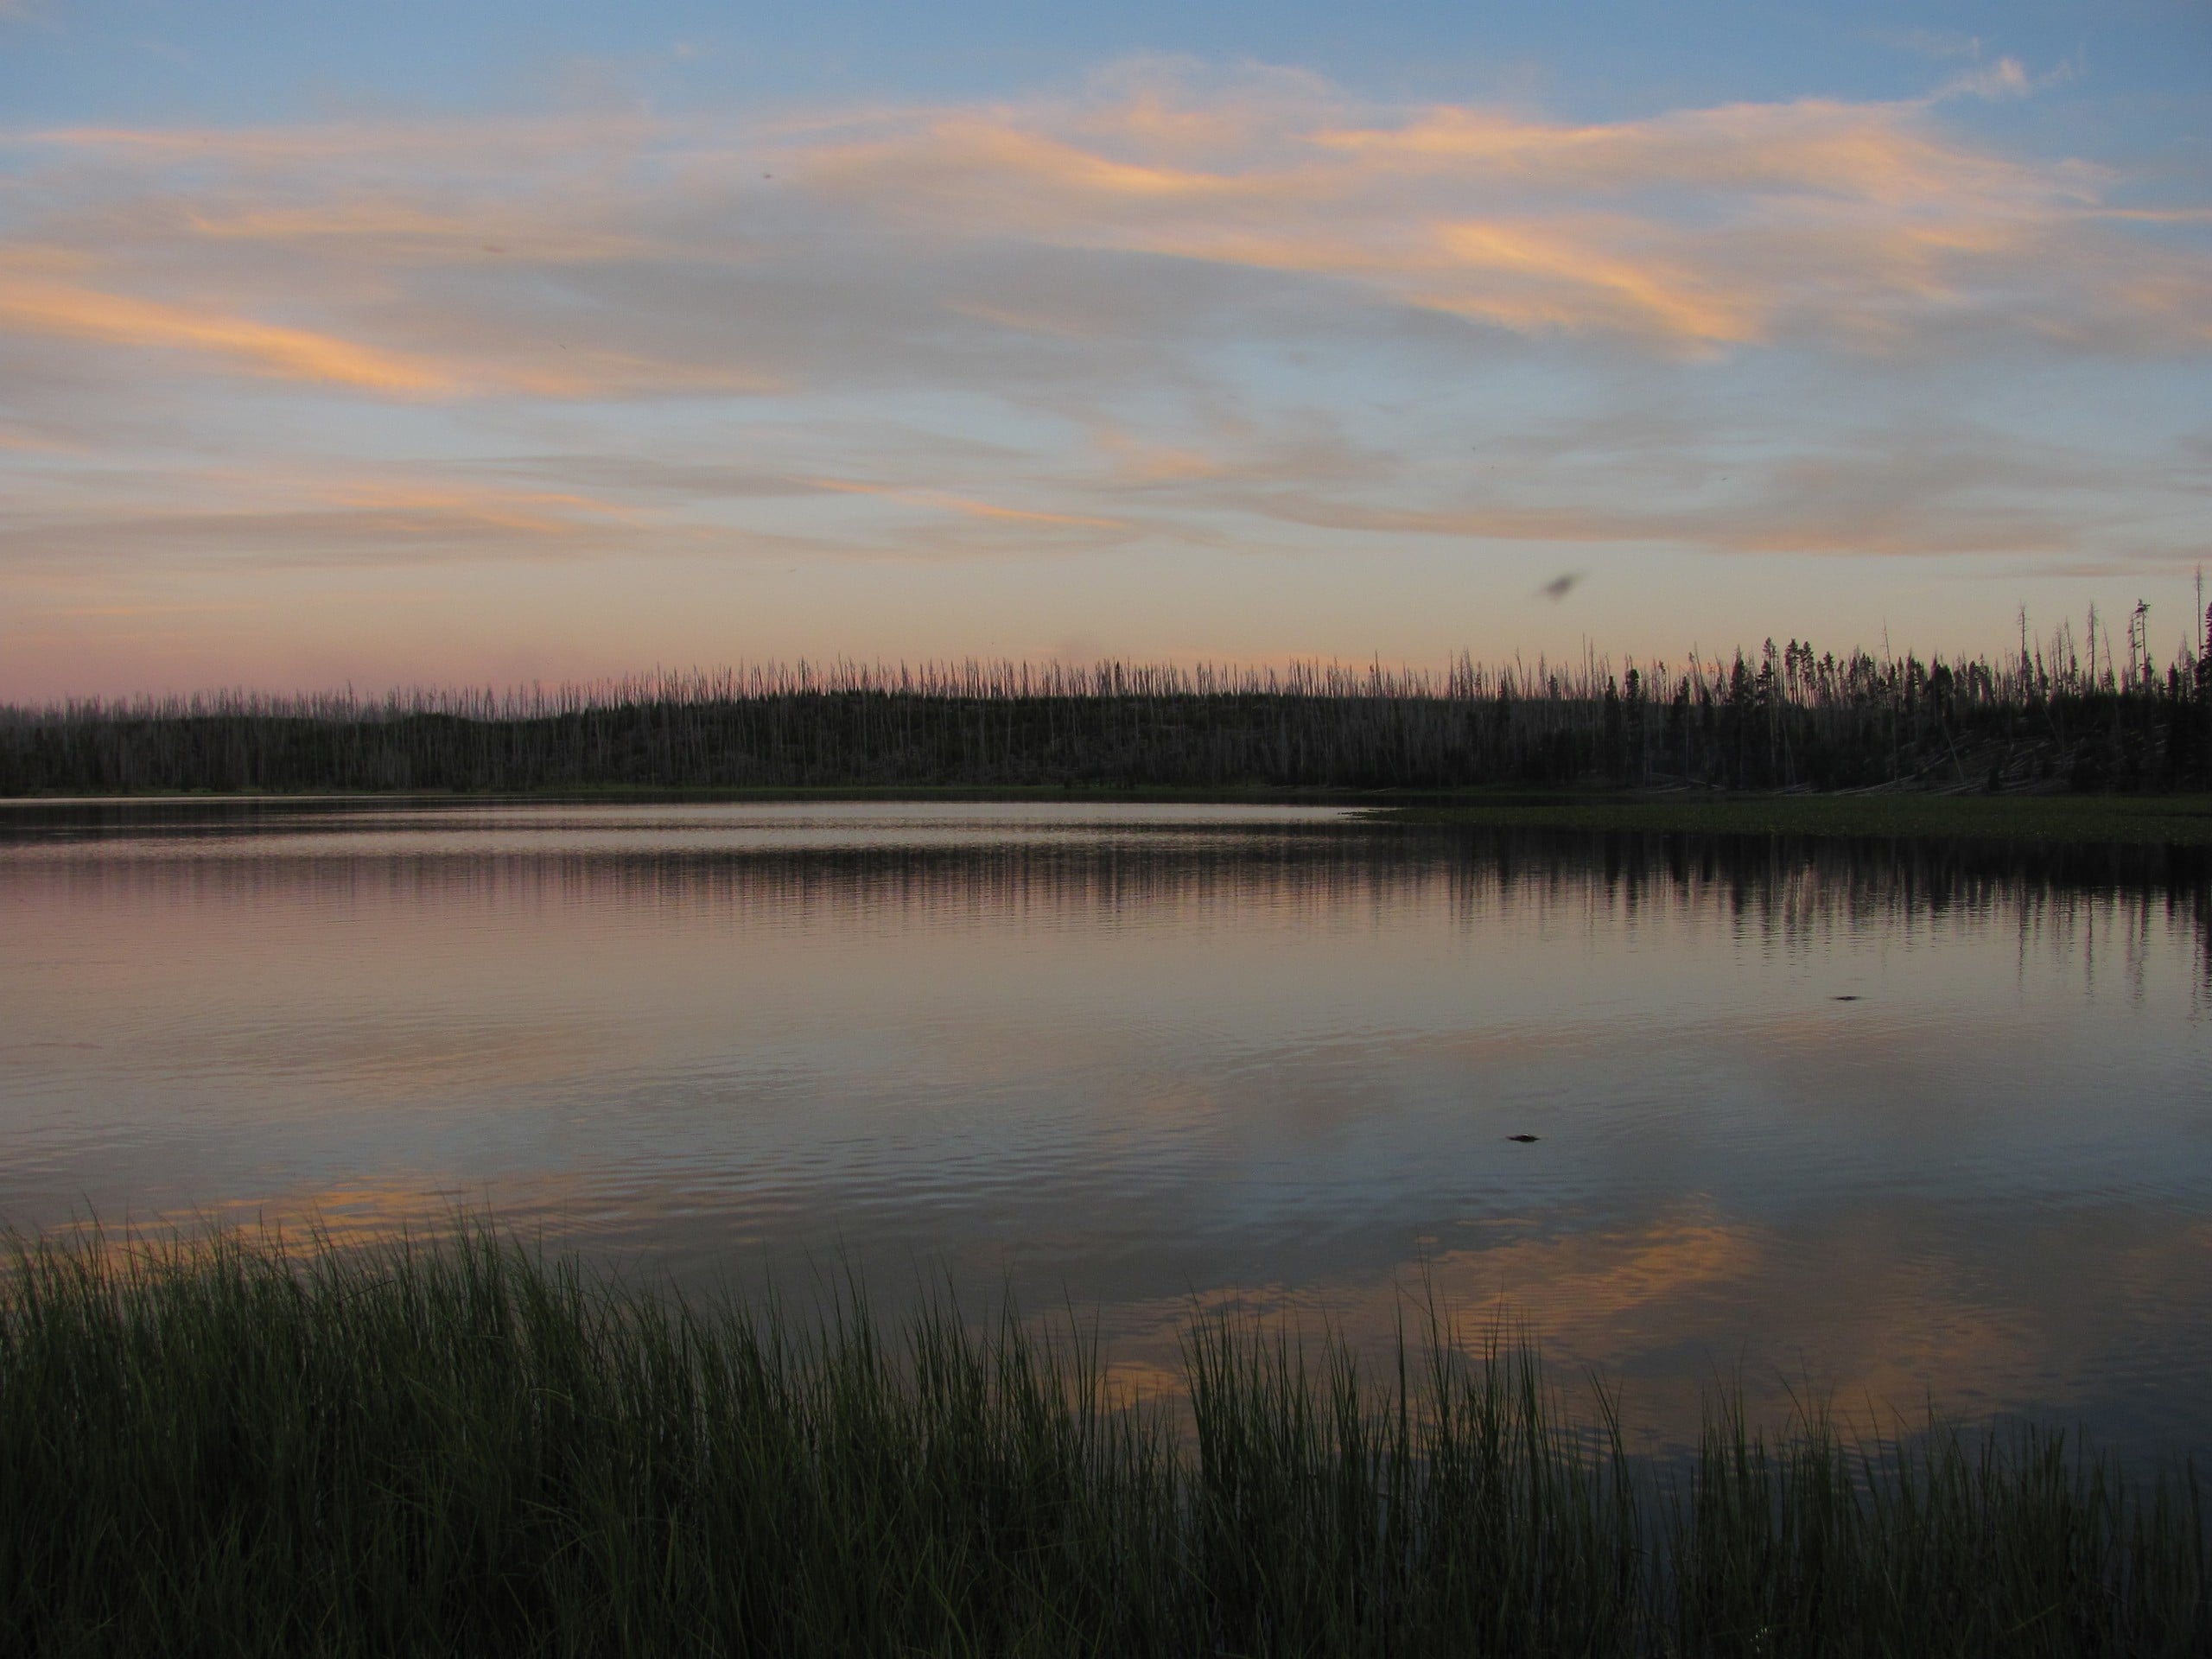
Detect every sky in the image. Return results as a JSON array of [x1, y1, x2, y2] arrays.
[[1, 2, 2208, 699]]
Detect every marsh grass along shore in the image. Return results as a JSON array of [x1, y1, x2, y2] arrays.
[[3, 1224, 2205, 1656], [1378, 790, 2212, 848]]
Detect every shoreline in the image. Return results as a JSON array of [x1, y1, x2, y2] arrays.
[[9, 785, 2212, 847]]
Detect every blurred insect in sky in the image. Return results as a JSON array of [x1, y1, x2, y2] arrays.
[[1535, 573, 1583, 602]]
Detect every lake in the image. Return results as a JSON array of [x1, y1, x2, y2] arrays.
[[3, 798, 2208, 1455]]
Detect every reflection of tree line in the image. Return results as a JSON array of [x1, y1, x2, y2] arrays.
[[10, 836, 1441, 922], [1465, 828, 2212, 988], [28, 825, 2210, 982], [10, 621, 2212, 791]]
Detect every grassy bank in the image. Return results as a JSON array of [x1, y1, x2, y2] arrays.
[[3, 1225, 2203, 1656], [1376, 791, 2212, 848]]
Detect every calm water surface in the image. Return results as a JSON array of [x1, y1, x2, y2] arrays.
[[3, 799, 2209, 1452]]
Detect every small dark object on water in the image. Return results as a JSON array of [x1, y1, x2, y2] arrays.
[[1832, 995, 1862, 1001], [1508, 1134, 1540, 1143]]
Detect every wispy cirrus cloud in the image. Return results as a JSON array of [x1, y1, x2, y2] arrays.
[[1, 61, 2208, 696], [792, 73, 2187, 355], [4, 62, 2201, 399], [806, 476, 1129, 532], [0, 474, 665, 571], [0, 272, 454, 391]]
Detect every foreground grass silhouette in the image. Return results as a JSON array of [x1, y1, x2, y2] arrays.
[[3, 1223, 2204, 1656]]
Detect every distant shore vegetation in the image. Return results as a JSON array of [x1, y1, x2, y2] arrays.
[[8, 608, 2212, 798], [3, 1221, 2206, 1656]]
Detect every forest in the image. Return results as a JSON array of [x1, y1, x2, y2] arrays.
[[7, 607, 2212, 795]]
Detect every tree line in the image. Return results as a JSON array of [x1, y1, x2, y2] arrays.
[[8, 607, 2212, 794]]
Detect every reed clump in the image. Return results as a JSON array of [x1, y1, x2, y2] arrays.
[[1, 1223, 2203, 1656]]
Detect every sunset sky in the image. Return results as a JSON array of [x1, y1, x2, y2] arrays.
[[2, 1, 2207, 700]]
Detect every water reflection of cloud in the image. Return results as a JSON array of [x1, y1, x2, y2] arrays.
[[1065, 1199, 2211, 1456], [3, 810, 2209, 1454]]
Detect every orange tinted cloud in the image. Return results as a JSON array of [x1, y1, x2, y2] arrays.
[[796, 77, 2177, 353], [0, 276, 451, 391], [1428, 221, 1760, 343], [1308, 97, 2078, 209], [0, 270, 785, 400], [0, 62, 2202, 636], [11, 70, 2200, 389]]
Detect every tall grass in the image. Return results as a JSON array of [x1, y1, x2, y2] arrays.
[[2, 1223, 2202, 1656], [8, 611, 2212, 794]]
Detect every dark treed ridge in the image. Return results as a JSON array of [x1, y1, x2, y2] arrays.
[[9, 607, 2212, 793]]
